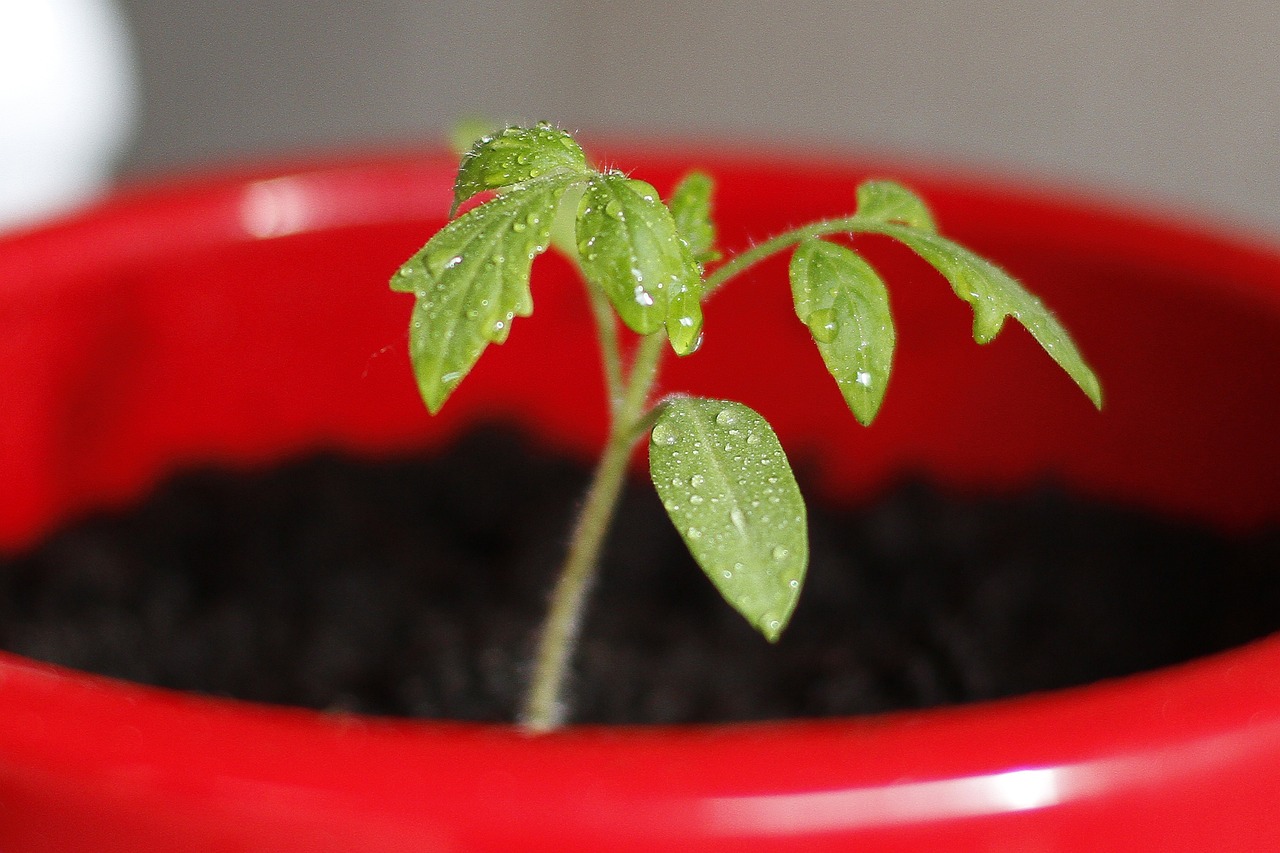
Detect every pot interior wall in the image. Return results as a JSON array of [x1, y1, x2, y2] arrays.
[[2, 151, 1276, 552]]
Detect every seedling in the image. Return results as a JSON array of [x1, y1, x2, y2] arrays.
[[391, 124, 1102, 731]]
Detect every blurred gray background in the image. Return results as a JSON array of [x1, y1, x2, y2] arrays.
[[29, 0, 1280, 235]]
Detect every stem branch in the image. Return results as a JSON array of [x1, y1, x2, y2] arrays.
[[521, 214, 879, 730], [703, 215, 874, 296]]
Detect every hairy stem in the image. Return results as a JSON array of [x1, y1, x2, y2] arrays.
[[702, 215, 874, 296], [520, 216, 879, 730], [587, 284, 625, 415], [520, 332, 666, 731]]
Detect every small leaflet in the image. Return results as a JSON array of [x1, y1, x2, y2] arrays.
[[451, 123, 589, 216], [576, 174, 704, 354], [789, 239, 896, 425], [649, 397, 808, 642], [854, 180, 937, 232], [669, 171, 720, 265], [391, 172, 579, 413], [875, 223, 1103, 409]]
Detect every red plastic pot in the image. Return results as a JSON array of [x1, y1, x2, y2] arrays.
[[0, 147, 1277, 851]]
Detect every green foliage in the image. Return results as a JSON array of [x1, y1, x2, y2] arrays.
[[789, 238, 896, 425], [649, 398, 807, 641], [577, 174, 704, 354], [669, 171, 720, 265], [854, 179, 937, 231], [876, 225, 1102, 408], [451, 123, 589, 216], [393, 172, 579, 412], [392, 123, 1103, 671]]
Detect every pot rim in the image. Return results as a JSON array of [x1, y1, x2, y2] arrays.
[[1, 147, 1278, 847]]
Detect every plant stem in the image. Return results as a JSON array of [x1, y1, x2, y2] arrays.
[[587, 283, 625, 415], [520, 332, 666, 731], [703, 215, 871, 296], [520, 215, 880, 730]]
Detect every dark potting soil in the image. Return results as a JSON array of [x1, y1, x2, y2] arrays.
[[2, 426, 1277, 725]]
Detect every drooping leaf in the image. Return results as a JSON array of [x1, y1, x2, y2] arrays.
[[649, 397, 808, 642], [874, 224, 1103, 408], [391, 172, 580, 413], [854, 180, 937, 231], [452, 123, 589, 216], [576, 173, 704, 354], [669, 171, 720, 264], [789, 239, 895, 425]]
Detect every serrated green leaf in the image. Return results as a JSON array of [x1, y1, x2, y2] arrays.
[[670, 171, 720, 264], [855, 180, 936, 232], [789, 239, 895, 425], [649, 398, 808, 642], [392, 172, 579, 413], [576, 174, 704, 353], [452, 123, 589, 216], [877, 224, 1103, 408]]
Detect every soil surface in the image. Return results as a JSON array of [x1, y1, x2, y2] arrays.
[[2, 426, 1277, 724]]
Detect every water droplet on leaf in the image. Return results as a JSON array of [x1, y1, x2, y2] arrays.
[[652, 423, 678, 446], [808, 309, 839, 343]]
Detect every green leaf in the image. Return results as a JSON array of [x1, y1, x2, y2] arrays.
[[452, 123, 589, 216], [789, 239, 895, 425], [669, 171, 720, 264], [391, 172, 580, 413], [855, 180, 937, 232], [576, 173, 704, 354], [649, 397, 808, 642], [878, 224, 1103, 408]]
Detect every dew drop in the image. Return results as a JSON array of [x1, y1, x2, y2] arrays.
[[746, 432, 760, 445], [652, 423, 678, 446], [690, 474, 705, 488], [512, 221, 527, 233], [634, 286, 654, 307], [687, 527, 703, 540], [689, 494, 704, 505], [772, 546, 789, 561], [722, 569, 733, 579], [715, 408, 739, 427], [788, 579, 800, 589], [730, 508, 747, 533], [808, 309, 840, 343]]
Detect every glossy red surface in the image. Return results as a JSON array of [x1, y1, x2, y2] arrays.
[[0, 148, 1277, 851]]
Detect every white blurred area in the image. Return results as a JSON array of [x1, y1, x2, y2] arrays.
[[0, 0, 137, 230]]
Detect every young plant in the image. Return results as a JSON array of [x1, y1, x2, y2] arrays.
[[390, 123, 1102, 731]]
